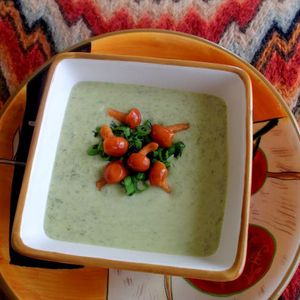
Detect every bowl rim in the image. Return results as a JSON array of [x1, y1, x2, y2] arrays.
[[11, 52, 253, 281]]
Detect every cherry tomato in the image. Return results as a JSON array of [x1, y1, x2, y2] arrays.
[[149, 161, 171, 193], [100, 125, 129, 157], [104, 161, 128, 184], [103, 137, 128, 157], [127, 153, 150, 172], [125, 108, 142, 129], [108, 108, 142, 129], [127, 142, 158, 172], [150, 123, 190, 148], [96, 161, 128, 189], [150, 125, 174, 148]]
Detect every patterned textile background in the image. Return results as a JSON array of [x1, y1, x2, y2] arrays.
[[0, 0, 299, 299]]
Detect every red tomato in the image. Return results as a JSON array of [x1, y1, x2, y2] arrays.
[[127, 153, 150, 172], [103, 137, 128, 157], [149, 161, 171, 192], [107, 108, 142, 129], [150, 124, 174, 148], [125, 108, 142, 129], [127, 142, 158, 172], [103, 161, 128, 184]]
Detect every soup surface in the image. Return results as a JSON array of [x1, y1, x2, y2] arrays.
[[44, 81, 227, 257]]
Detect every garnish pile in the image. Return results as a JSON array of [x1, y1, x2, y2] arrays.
[[87, 107, 189, 196]]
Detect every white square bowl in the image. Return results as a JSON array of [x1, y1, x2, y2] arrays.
[[12, 53, 252, 281]]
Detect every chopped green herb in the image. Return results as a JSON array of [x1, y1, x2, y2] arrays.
[[93, 126, 100, 137], [122, 174, 149, 196], [150, 141, 185, 167], [135, 180, 149, 192], [167, 144, 176, 156], [174, 141, 185, 158], [135, 172, 146, 181], [128, 137, 143, 152], [136, 120, 152, 136], [111, 122, 132, 139], [88, 114, 188, 196], [87, 144, 99, 156], [164, 161, 171, 168], [122, 176, 136, 196]]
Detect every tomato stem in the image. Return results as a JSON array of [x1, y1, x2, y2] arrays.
[[166, 123, 190, 133], [107, 108, 127, 123], [161, 181, 171, 193], [100, 125, 114, 139], [96, 178, 107, 189], [139, 142, 159, 156]]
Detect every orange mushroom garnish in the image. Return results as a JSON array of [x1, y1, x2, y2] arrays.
[[149, 161, 171, 193], [150, 123, 189, 148], [108, 107, 142, 129], [100, 125, 129, 157], [96, 161, 128, 189], [127, 142, 159, 172]]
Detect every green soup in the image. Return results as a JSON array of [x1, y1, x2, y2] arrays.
[[44, 81, 227, 257]]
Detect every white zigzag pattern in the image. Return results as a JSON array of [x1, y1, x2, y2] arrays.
[[17, 0, 242, 50], [219, 0, 300, 62], [20, 0, 233, 30], [94, 0, 226, 22], [19, 0, 92, 52], [18, 0, 300, 62]]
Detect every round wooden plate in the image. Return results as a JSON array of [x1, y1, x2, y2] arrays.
[[0, 30, 299, 300]]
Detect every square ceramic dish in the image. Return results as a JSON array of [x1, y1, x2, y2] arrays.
[[12, 53, 252, 281]]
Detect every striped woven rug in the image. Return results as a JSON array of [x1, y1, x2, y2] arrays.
[[0, 0, 299, 299], [0, 0, 300, 123]]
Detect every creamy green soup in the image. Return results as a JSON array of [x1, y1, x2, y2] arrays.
[[44, 82, 227, 257]]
